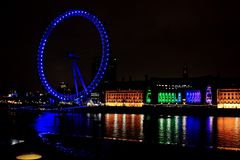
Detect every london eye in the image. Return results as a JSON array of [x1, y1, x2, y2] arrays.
[[37, 10, 110, 103]]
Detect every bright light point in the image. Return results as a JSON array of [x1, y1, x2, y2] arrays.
[[11, 139, 25, 145]]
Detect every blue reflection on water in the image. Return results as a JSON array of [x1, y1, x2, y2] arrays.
[[34, 112, 101, 137], [34, 112, 60, 134]]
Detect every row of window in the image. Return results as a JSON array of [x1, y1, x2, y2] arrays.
[[218, 92, 240, 96], [106, 100, 143, 103], [106, 95, 143, 97], [106, 94, 143, 97], [218, 96, 240, 99], [218, 101, 240, 103]]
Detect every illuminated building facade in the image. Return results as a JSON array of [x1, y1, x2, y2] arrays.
[[205, 85, 212, 105], [87, 92, 102, 106], [150, 78, 195, 104], [185, 90, 201, 103], [105, 90, 143, 107], [158, 92, 182, 103], [148, 76, 216, 105], [217, 89, 240, 108]]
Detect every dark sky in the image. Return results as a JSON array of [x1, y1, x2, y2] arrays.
[[0, 0, 240, 92]]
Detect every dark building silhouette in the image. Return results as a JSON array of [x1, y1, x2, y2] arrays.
[[92, 56, 117, 88], [58, 81, 71, 94]]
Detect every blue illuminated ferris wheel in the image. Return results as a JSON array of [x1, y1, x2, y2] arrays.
[[37, 10, 110, 102]]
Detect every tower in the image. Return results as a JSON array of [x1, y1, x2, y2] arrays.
[[92, 56, 117, 86], [182, 63, 188, 79]]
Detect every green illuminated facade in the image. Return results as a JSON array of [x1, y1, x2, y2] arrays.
[[146, 89, 152, 103], [158, 92, 182, 103]]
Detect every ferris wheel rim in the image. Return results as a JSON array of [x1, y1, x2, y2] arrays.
[[37, 10, 110, 101]]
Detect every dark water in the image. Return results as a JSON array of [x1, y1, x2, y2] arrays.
[[1, 111, 240, 153], [33, 112, 240, 150]]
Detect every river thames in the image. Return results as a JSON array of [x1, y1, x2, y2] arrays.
[[1, 109, 240, 159]]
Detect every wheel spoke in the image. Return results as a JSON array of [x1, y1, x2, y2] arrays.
[[73, 62, 88, 94], [72, 63, 79, 97]]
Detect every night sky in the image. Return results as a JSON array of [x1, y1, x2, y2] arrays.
[[1, 0, 240, 93]]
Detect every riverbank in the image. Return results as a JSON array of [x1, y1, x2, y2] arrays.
[[1, 104, 240, 116], [72, 105, 240, 117]]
